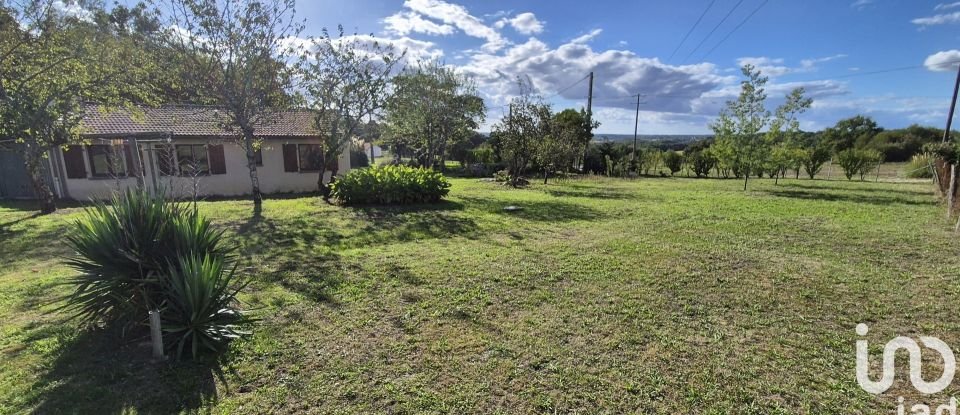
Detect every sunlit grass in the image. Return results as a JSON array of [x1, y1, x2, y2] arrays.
[[0, 174, 955, 414]]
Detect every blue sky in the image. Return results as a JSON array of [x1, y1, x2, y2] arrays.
[[289, 0, 960, 134]]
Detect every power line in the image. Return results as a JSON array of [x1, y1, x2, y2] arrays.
[[700, 0, 770, 61], [667, 0, 717, 62], [682, 0, 746, 64], [544, 74, 590, 100]]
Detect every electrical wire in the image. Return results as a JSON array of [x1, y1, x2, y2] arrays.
[[667, 0, 717, 62], [682, 0, 746, 64], [700, 0, 770, 60]]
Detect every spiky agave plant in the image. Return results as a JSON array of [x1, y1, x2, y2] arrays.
[[62, 189, 249, 359], [61, 189, 186, 326], [161, 254, 252, 359]]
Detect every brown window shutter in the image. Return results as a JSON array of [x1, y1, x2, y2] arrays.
[[63, 145, 87, 179], [123, 144, 137, 176], [208, 144, 226, 175], [282, 144, 298, 172]]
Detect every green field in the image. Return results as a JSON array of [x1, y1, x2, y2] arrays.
[[1, 175, 958, 414]]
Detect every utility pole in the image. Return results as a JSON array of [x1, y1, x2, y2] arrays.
[[632, 94, 640, 162], [943, 64, 960, 143], [583, 71, 594, 173], [586, 71, 594, 124]]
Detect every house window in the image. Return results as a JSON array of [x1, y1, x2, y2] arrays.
[[298, 144, 323, 172], [255, 147, 263, 166], [87, 145, 125, 177], [176, 144, 209, 175]]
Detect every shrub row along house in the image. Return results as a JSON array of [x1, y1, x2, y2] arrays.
[[0, 106, 351, 200]]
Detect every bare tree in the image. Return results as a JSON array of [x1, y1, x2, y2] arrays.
[[166, 0, 304, 208]]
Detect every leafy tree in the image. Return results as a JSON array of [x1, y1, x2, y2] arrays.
[[800, 145, 832, 179], [0, 1, 158, 213], [836, 148, 882, 180], [166, 0, 304, 208], [711, 64, 770, 190], [687, 149, 716, 177], [492, 81, 551, 187], [385, 61, 485, 170], [662, 150, 684, 176], [766, 87, 812, 182], [304, 27, 402, 198], [821, 115, 882, 153], [553, 108, 598, 170]]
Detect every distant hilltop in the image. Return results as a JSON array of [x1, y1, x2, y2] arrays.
[[594, 134, 713, 143]]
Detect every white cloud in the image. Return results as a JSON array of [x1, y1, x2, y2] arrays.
[[850, 0, 873, 10], [53, 0, 93, 21], [283, 34, 444, 64], [736, 57, 791, 77], [912, 11, 960, 26], [935, 2, 960, 11], [924, 50, 960, 71], [505, 12, 544, 35], [403, 0, 508, 52], [460, 36, 734, 116], [383, 12, 455, 36], [571, 29, 603, 44], [800, 54, 847, 70]]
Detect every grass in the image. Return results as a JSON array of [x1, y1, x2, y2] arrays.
[[1, 174, 958, 414]]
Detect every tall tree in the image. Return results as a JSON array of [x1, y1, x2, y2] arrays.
[[765, 87, 812, 182], [166, 0, 304, 208], [0, 0, 158, 213], [553, 108, 598, 171], [493, 79, 551, 187], [711, 64, 770, 191], [304, 27, 402, 198], [384, 61, 485, 169]]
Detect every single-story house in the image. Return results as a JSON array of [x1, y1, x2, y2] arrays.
[[0, 105, 350, 201]]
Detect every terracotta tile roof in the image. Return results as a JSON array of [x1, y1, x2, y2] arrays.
[[81, 105, 321, 138]]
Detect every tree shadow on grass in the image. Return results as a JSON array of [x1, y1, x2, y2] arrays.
[[542, 187, 638, 200], [778, 182, 933, 196], [457, 196, 605, 222], [233, 200, 478, 305], [26, 324, 220, 415], [765, 189, 936, 206], [349, 200, 480, 244]]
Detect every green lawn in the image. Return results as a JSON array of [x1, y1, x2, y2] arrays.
[[1, 175, 958, 414]]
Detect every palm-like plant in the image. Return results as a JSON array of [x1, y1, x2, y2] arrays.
[[162, 254, 251, 359], [62, 189, 184, 326], [61, 188, 249, 359]]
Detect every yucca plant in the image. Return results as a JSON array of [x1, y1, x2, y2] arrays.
[[161, 254, 251, 360], [62, 188, 249, 359], [62, 189, 185, 326]]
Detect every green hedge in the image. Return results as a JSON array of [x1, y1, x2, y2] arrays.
[[330, 165, 451, 205]]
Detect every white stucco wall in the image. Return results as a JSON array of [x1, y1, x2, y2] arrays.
[[57, 137, 351, 201]]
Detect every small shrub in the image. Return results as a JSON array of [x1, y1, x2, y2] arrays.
[[906, 153, 934, 179], [330, 165, 451, 205], [662, 151, 684, 176], [801, 146, 832, 179], [687, 150, 716, 178], [836, 149, 882, 180]]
